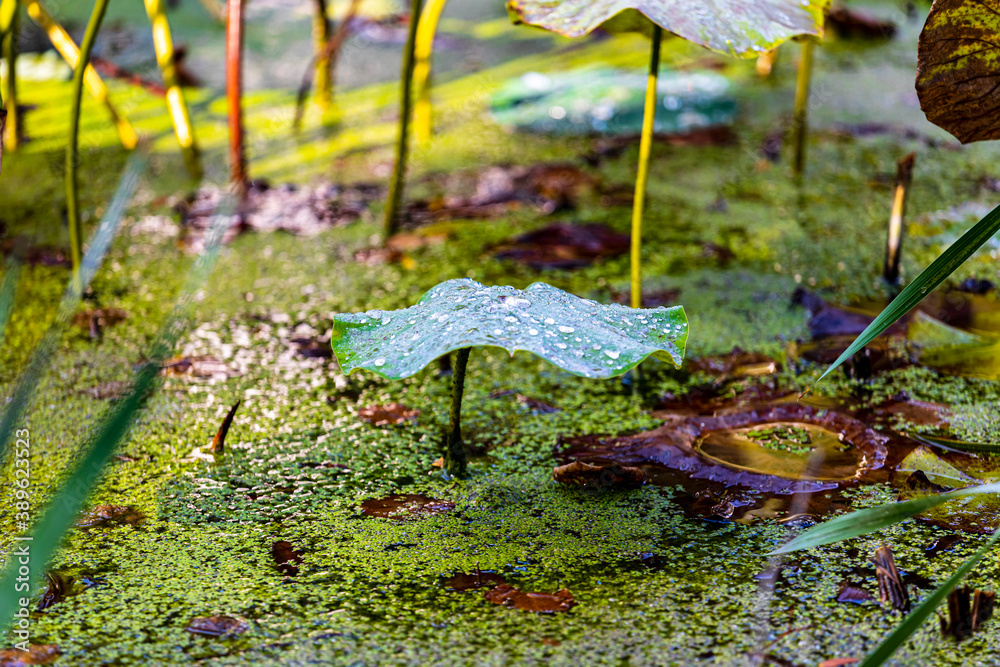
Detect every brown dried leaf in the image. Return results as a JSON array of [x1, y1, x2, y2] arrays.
[[835, 583, 874, 604], [444, 570, 507, 591], [0, 644, 60, 666], [358, 403, 420, 426], [552, 460, 645, 490], [483, 584, 576, 613], [360, 494, 455, 520]]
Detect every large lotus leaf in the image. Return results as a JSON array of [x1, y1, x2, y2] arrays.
[[331, 279, 687, 379], [506, 0, 829, 58], [916, 0, 1000, 143]]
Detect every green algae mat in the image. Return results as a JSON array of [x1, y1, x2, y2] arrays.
[[3, 2, 1000, 665]]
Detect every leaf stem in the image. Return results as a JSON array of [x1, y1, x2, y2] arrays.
[[226, 0, 247, 193], [792, 38, 814, 182], [382, 0, 424, 240], [67, 0, 111, 292], [413, 0, 448, 143], [630, 25, 661, 310], [445, 347, 469, 477]]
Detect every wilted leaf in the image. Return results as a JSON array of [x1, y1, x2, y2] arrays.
[[0, 644, 60, 665], [483, 583, 576, 613], [552, 460, 645, 489], [358, 403, 420, 426], [507, 0, 828, 57], [916, 0, 1000, 143], [331, 279, 687, 380], [360, 494, 455, 520], [492, 223, 630, 270], [186, 615, 249, 638]]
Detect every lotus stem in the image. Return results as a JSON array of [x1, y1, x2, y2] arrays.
[[792, 38, 814, 182], [630, 25, 661, 310], [144, 0, 202, 180], [226, 0, 247, 193], [884, 153, 915, 287], [22, 0, 137, 149], [413, 0, 447, 143], [444, 347, 469, 477], [67, 0, 110, 291], [1, 2, 20, 153], [293, 0, 362, 131], [312, 0, 332, 111], [382, 0, 424, 240]]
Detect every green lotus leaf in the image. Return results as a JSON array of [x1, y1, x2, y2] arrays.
[[506, 0, 829, 58], [331, 278, 687, 380]]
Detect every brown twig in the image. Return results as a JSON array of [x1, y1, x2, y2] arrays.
[[91, 56, 167, 96]]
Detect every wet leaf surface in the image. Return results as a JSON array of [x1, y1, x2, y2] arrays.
[[331, 278, 687, 380], [916, 0, 1000, 143], [940, 587, 995, 639], [443, 570, 507, 591], [552, 460, 645, 489], [360, 494, 455, 521], [0, 644, 60, 666], [492, 223, 630, 270], [483, 583, 576, 613], [358, 403, 420, 426], [873, 545, 910, 612], [506, 0, 827, 57], [76, 505, 145, 528], [185, 615, 249, 638], [271, 541, 304, 576]]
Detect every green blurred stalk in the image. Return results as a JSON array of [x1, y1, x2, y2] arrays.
[[792, 39, 814, 182], [630, 26, 661, 310]]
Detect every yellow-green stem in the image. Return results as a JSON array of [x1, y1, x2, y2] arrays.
[[630, 26, 661, 310], [792, 39, 814, 182], [1, 3, 19, 152], [144, 0, 202, 179], [312, 0, 332, 110], [413, 0, 448, 143], [67, 0, 110, 290], [382, 0, 424, 240]]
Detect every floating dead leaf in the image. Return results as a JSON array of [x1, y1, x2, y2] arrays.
[[940, 587, 995, 639], [552, 460, 645, 490], [483, 584, 576, 614], [0, 240, 70, 267], [873, 395, 952, 429], [358, 403, 420, 426], [210, 400, 241, 454], [826, 5, 895, 40], [360, 494, 455, 520], [873, 545, 910, 612], [492, 222, 629, 270], [76, 505, 144, 528], [0, 644, 60, 665], [185, 615, 249, 638], [354, 247, 405, 266], [271, 540, 304, 576], [835, 583, 874, 604], [162, 356, 240, 379], [444, 570, 507, 591]]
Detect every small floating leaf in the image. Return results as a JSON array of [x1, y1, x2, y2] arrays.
[[331, 279, 687, 380], [483, 584, 576, 613], [506, 0, 828, 57]]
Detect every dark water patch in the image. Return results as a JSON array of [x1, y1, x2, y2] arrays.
[[492, 222, 629, 270], [489, 390, 560, 414], [360, 494, 455, 521], [926, 533, 964, 558], [826, 6, 897, 40], [290, 336, 332, 358], [483, 584, 575, 614], [609, 288, 680, 308], [357, 403, 420, 426], [186, 615, 249, 638], [271, 541, 305, 576]]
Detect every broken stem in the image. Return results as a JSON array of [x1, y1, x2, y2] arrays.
[[67, 0, 110, 290], [630, 25, 661, 310], [884, 153, 915, 287], [226, 0, 247, 193], [792, 38, 814, 182], [382, 0, 424, 240], [444, 347, 470, 477], [413, 0, 448, 143]]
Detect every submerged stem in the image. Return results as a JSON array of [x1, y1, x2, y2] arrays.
[[630, 26, 662, 310], [382, 0, 424, 240], [444, 347, 470, 477], [67, 0, 110, 290], [792, 39, 814, 182]]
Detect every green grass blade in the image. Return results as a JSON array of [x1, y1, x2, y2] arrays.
[[0, 196, 232, 633], [770, 481, 1000, 555], [817, 202, 1000, 384], [858, 529, 1000, 667], [0, 147, 148, 460], [0, 254, 22, 349]]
